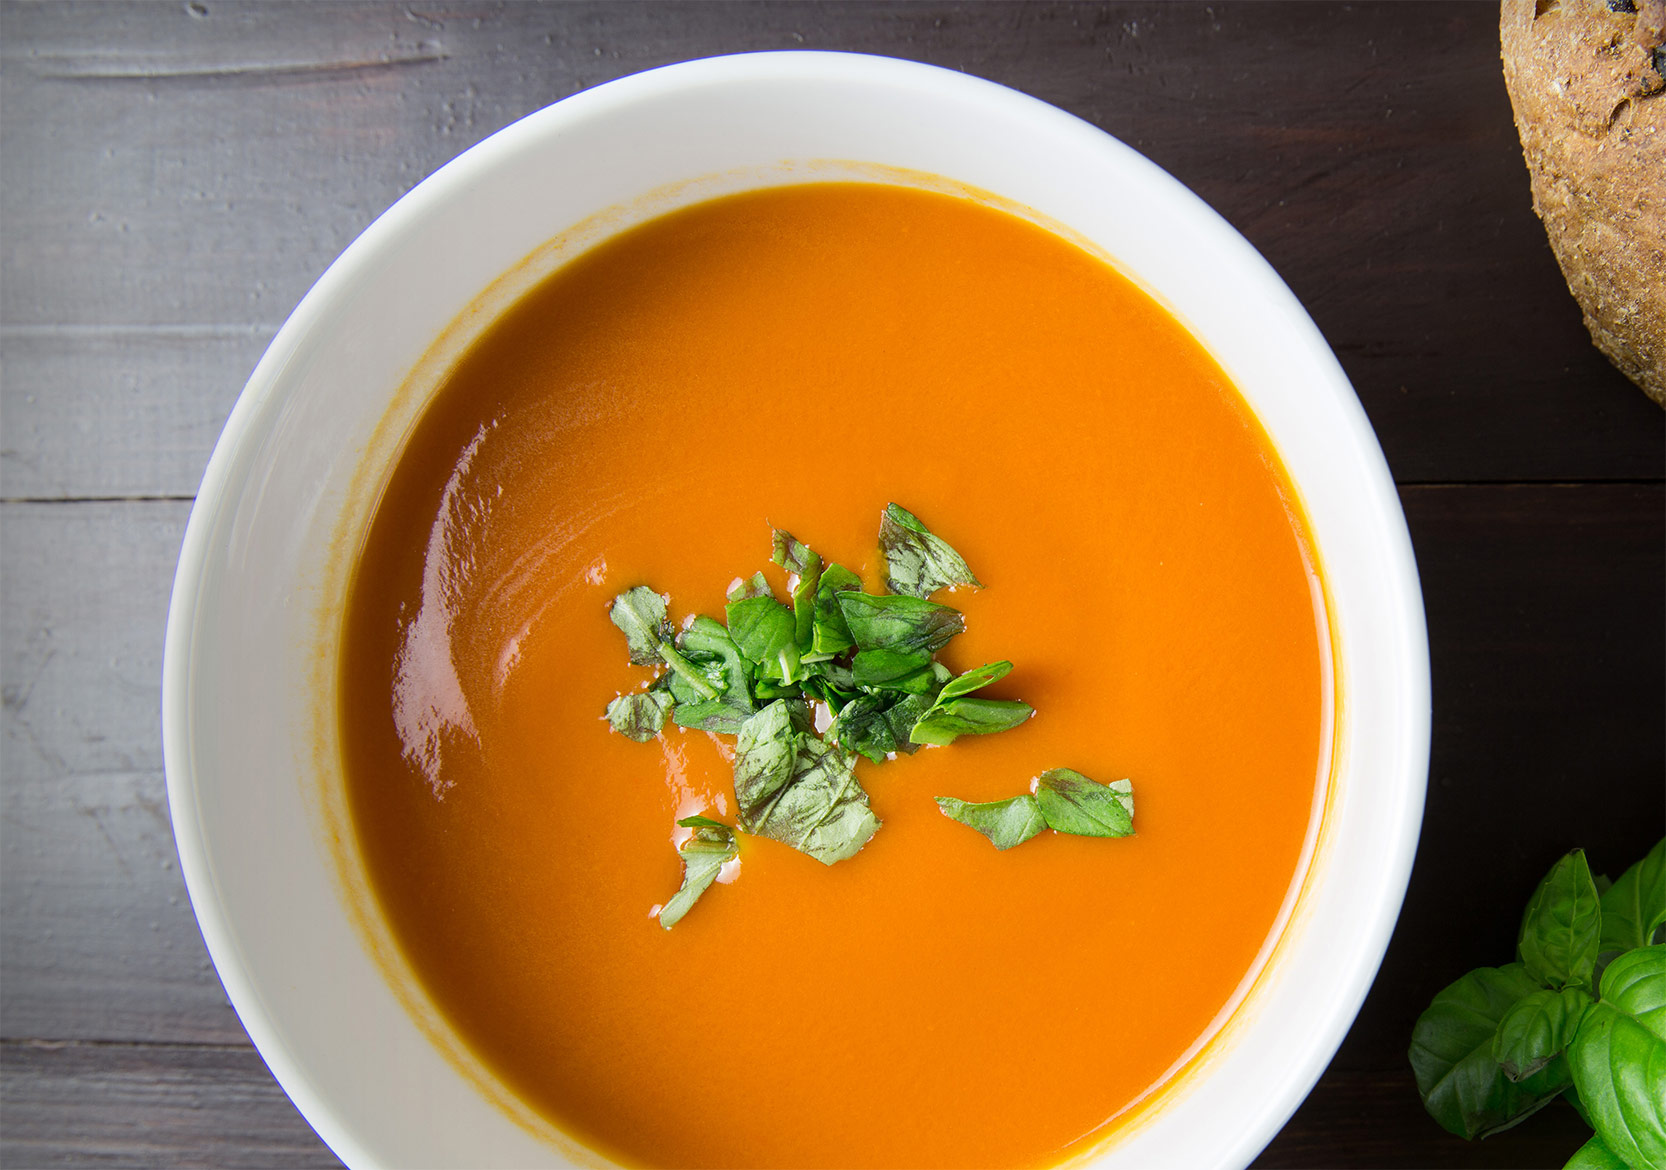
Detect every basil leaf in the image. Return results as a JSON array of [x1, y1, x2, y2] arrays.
[[727, 572, 772, 602], [1520, 849, 1604, 991], [791, 556, 822, 649], [827, 694, 899, 764], [810, 563, 861, 656], [733, 700, 808, 818], [936, 795, 1046, 851], [1034, 769, 1133, 837], [668, 616, 754, 732], [770, 528, 823, 649], [771, 528, 818, 577], [658, 818, 738, 930], [608, 585, 674, 665], [1567, 945, 1666, 1170], [744, 738, 880, 865], [608, 586, 724, 700], [1600, 837, 1666, 956], [852, 646, 934, 688], [1493, 987, 1593, 1082], [937, 660, 1013, 702], [725, 595, 801, 684], [1409, 962, 1570, 1139], [801, 659, 859, 713], [605, 688, 673, 742], [908, 697, 1034, 746], [669, 701, 751, 735], [1564, 1133, 1630, 1170], [881, 687, 940, 755], [878, 502, 983, 599], [836, 591, 964, 656]]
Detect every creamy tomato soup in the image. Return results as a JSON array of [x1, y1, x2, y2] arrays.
[[339, 183, 1329, 1168]]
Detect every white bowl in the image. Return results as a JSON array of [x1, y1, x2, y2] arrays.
[[163, 51, 1429, 1169]]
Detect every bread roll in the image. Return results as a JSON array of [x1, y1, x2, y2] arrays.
[[1501, 0, 1666, 406]]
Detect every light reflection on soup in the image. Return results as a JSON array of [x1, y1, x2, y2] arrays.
[[339, 183, 1328, 1169]]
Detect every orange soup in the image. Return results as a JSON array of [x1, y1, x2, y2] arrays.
[[339, 183, 1328, 1168]]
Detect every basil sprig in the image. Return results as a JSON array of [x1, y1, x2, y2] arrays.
[[1410, 838, 1666, 1166]]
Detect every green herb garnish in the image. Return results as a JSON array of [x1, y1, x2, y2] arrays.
[[936, 768, 1134, 849], [1409, 838, 1666, 1166], [658, 816, 738, 929], [935, 795, 1047, 851], [611, 503, 1131, 927], [605, 688, 673, 743], [1034, 768, 1134, 838], [879, 502, 983, 599]]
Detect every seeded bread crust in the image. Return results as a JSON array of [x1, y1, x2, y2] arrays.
[[1501, 0, 1666, 406]]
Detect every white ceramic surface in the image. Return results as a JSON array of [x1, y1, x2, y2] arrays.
[[163, 51, 1430, 1170]]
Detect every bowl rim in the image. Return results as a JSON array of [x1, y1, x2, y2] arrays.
[[163, 49, 1430, 1169]]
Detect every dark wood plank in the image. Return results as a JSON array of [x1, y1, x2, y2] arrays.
[[1254, 1069, 1593, 1170], [0, 326, 271, 501], [0, 501, 247, 1045], [1332, 482, 1665, 1078], [1, 2, 1659, 500], [0, 1041, 340, 1169]]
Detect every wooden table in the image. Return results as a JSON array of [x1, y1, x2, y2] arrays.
[[2, 3, 1660, 1166]]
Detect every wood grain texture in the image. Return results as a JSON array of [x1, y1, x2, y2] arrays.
[[0, 2, 1662, 1167], [0, 326, 272, 500], [1252, 1068, 1594, 1169], [1, 501, 246, 1045], [1, 1, 1661, 498], [0, 1042, 338, 1168]]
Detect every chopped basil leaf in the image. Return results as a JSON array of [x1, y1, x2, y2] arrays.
[[608, 585, 674, 665], [1035, 768, 1134, 837], [879, 502, 983, 599], [665, 615, 754, 731], [605, 688, 672, 742], [771, 528, 818, 577], [725, 595, 802, 684], [852, 646, 935, 688], [770, 528, 824, 647], [938, 660, 1013, 702], [828, 693, 902, 763], [608, 586, 722, 700], [733, 700, 808, 817], [909, 697, 1034, 746], [659, 817, 738, 930], [791, 556, 822, 649], [801, 670, 859, 713], [727, 572, 773, 602], [836, 591, 965, 656], [810, 563, 861, 656], [744, 738, 881, 865], [936, 794, 1047, 850], [881, 685, 942, 754], [669, 700, 752, 735]]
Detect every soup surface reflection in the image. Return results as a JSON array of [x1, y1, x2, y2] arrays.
[[340, 183, 1328, 1169]]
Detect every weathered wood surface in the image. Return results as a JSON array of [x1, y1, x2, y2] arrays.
[[1, 2, 1661, 1167]]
